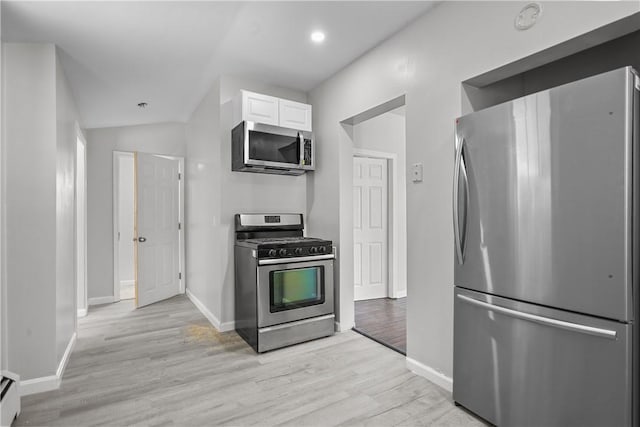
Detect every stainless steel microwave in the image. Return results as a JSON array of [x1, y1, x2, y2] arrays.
[[232, 121, 314, 175]]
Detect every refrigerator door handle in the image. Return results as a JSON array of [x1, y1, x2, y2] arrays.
[[453, 135, 467, 263], [457, 294, 618, 340]]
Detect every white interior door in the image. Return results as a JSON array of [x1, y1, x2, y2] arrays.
[[135, 153, 180, 308], [353, 156, 388, 301]]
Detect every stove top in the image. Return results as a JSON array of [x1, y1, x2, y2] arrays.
[[240, 237, 327, 246], [234, 213, 333, 259]]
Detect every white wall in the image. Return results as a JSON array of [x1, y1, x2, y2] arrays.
[[118, 154, 135, 283], [55, 51, 79, 362], [185, 78, 223, 324], [86, 123, 186, 301], [4, 43, 57, 380], [307, 1, 640, 383], [352, 108, 407, 296], [185, 75, 308, 328], [3, 43, 80, 381]]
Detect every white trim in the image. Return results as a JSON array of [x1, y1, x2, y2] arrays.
[[56, 332, 76, 379], [20, 332, 77, 396], [77, 308, 87, 317], [119, 279, 134, 286], [406, 357, 452, 393], [88, 296, 115, 306], [392, 290, 407, 299], [335, 321, 354, 332], [186, 289, 235, 332], [353, 148, 406, 300], [19, 375, 58, 396]]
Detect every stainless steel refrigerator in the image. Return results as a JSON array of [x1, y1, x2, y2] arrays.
[[453, 66, 639, 426]]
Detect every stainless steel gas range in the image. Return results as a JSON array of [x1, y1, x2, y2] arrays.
[[234, 213, 335, 353]]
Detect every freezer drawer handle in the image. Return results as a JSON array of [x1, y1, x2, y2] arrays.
[[457, 294, 617, 340]]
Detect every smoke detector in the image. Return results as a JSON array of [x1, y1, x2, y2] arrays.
[[515, 3, 542, 31]]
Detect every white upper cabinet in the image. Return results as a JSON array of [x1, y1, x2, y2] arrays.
[[234, 90, 312, 131], [279, 99, 312, 132], [239, 91, 279, 126]]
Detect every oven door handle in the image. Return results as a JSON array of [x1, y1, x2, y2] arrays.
[[258, 253, 335, 265]]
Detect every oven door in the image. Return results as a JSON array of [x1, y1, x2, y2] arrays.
[[256, 257, 334, 328]]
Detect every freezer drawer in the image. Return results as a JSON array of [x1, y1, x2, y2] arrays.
[[453, 287, 633, 427]]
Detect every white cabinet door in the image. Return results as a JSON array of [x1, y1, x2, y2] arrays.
[[279, 99, 312, 131], [353, 157, 388, 301], [135, 153, 180, 308], [242, 91, 279, 126]]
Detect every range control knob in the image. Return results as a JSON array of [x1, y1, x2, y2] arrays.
[[294, 248, 303, 255], [310, 247, 318, 254], [279, 248, 288, 257], [268, 249, 277, 257], [319, 246, 327, 254]]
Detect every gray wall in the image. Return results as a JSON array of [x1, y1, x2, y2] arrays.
[[3, 43, 80, 381], [86, 123, 187, 301], [307, 1, 640, 385], [185, 75, 308, 328], [55, 51, 80, 363], [4, 43, 57, 380]]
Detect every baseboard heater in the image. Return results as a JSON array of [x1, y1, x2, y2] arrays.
[[0, 371, 20, 427]]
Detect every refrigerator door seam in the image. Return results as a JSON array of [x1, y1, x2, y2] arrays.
[[457, 294, 618, 340]]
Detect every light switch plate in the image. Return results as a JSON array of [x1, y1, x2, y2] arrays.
[[412, 163, 423, 182]]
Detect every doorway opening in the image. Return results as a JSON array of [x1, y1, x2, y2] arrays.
[[76, 133, 88, 318], [348, 102, 407, 355], [113, 151, 185, 308], [116, 152, 135, 301]]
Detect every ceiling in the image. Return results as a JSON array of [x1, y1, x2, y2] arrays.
[[2, 1, 436, 129]]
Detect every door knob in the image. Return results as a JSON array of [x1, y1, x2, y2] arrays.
[[137, 237, 147, 242]]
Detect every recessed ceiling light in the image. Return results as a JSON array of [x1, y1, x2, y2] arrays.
[[137, 102, 148, 108], [310, 31, 325, 44]]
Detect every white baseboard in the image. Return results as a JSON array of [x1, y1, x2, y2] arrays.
[[392, 289, 407, 298], [335, 321, 354, 332], [120, 280, 134, 286], [406, 357, 452, 393], [88, 296, 115, 306], [186, 289, 235, 332], [20, 332, 77, 396], [77, 308, 88, 317]]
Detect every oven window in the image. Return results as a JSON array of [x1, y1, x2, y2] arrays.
[[249, 130, 300, 165], [270, 267, 324, 312]]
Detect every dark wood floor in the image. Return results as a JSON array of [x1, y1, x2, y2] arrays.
[[354, 297, 406, 354]]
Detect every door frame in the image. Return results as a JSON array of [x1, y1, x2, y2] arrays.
[[353, 148, 405, 299], [112, 151, 185, 302]]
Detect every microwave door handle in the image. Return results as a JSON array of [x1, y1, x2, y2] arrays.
[[299, 132, 304, 165]]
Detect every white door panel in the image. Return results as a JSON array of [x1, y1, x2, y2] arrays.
[[136, 153, 180, 307], [353, 157, 388, 301]]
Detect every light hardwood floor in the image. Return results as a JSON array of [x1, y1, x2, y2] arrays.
[[16, 296, 484, 426]]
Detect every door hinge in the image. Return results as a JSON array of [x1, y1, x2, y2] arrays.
[[178, 222, 181, 230], [179, 272, 182, 280], [178, 172, 182, 180]]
